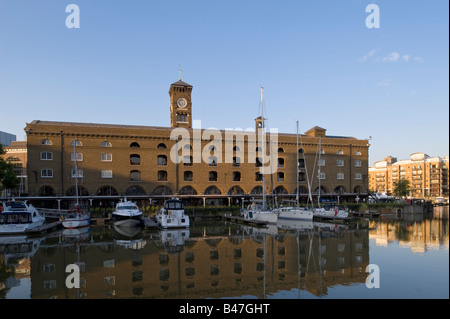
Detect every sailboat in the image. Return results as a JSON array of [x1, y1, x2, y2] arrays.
[[276, 121, 313, 221], [61, 139, 91, 229], [241, 87, 278, 224], [311, 136, 349, 220]]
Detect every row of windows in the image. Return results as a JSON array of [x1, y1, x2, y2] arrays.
[[40, 139, 167, 149], [41, 152, 363, 168], [39, 139, 364, 156], [40, 169, 364, 182]]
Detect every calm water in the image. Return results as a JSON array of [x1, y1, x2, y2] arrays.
[[1, 207, 448, 300]]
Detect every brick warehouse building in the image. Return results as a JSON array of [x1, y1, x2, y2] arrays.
[[23, 79, 370, 207]]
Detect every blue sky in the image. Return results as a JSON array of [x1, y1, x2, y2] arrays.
[[0, 0, 448, 165]]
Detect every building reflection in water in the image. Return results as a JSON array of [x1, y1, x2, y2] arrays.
[[0, 207, 448, 299]]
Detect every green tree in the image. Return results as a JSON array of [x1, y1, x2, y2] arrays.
[[393, 179, 410, 197], [0, 144, 20, 192]]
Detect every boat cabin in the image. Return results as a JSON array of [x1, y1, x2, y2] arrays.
[[164, 199, 184, 211]]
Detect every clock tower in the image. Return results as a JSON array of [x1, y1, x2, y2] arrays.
[[169, 79, 193, 129]]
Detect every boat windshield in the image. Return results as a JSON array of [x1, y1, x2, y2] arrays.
[[165, 201, 183, 210], [4, 202, 27, 210], [0, 212, 32, 224], [119, 205, 138, 210]]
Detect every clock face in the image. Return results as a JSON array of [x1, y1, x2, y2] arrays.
[[177, 98, 187, 108]]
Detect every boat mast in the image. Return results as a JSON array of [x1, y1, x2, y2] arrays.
[[73, 139, 79, 206], [260, 87, 266, 210], [296, 121, 299, 207], [318, 136, 321, 207]]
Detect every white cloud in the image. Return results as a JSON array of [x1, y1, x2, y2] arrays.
[[377, 79, 395, 87], [358, 49, 378, 62], [359, 51, 424, 63], [383, 52, 400, 62]]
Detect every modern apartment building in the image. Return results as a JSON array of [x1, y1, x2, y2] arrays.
[[369, 153, 449, 198]]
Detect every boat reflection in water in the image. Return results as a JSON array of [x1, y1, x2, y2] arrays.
[[0, 207, 448, 299]]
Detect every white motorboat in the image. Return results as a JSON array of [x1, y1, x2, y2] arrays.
[[0, 200, 46, 235], [112, 199, 143, 227], [156, 198, 189, 229], [276, 206, 313, 221], [61, 204, 90, 229]]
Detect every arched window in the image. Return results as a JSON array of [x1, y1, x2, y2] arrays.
[[208, 156, 217, 167], [101, 170, 113, 179], [153, 186, 173, 195], [273, 186, 288, 194], [209, 171, 218, 182], [97, 186, 118, 196], [101, 153, 112, 162], [130, 142, 140, 148], [158, 170, 168, 182], [277, 172, 285, 182], [204, 186, 221, 195], [183, 155, 193, 166], [180, 186, 197, 195], [130, 154, 141, 165], [71, 140, 82, 146], [157, 143, 167, 149], [101, 141, 112, 147], [334, 186, 346, 194], [157, 155, 167, 166], [66, 186, 89, 197], [39, 186, 54, 196], [126, 186, 146, 196], [250, 186, 263, 195], [232, 172, 241, 182], [40, 139, 52, 145], [130, 170, 141, 182], [40, 152, 53, 160], [278, 147, 284, 153], [228, 186, 245, 195], [184, 171, 193, 182]]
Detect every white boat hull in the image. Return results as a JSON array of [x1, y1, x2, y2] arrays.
[[278, 208, 313, 221], [0, 220, 46, 235], [241, 210, 278, 224], [156, 213, 190, 229], [114, 218, 142, 228], [313, 207, 349, 219], [62, 218, 90, 229]]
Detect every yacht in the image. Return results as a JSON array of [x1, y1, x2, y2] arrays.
[[241, 201, 278, 224], [312, 205, 349, 219], [61, 204, 90, 229], [276, 206, 313, 221], [156, 198, 189, 229], [112, 199, 143, 227], [241, 87, 278, 225], [0, 200, 46, 235]]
